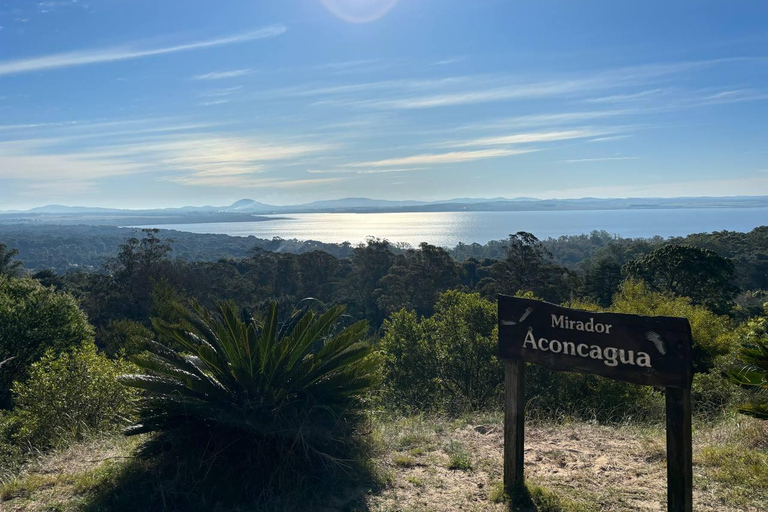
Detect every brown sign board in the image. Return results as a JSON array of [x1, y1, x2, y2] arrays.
[[498, 295, 693, 389]]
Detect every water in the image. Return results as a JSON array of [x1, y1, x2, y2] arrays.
[[136, 208, 768, 247]]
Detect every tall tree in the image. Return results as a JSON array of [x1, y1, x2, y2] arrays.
[[484, 232, 574, 302], [623, 244, 738, 314], [0, 243, 23, 277]]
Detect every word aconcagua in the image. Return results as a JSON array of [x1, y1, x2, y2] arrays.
[[522, 329, 652, 368]]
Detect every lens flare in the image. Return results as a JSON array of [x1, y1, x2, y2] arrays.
[[318, 0, 399, 23]]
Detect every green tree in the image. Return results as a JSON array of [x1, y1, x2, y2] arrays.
[[0, 276, 94, 407], [623, 244, 738, 313], [379, 291, 501, 410], [376, 243, 461, 317], [609, 280, 734, 372], [485, 232, 573, 302], [581, 256, 623, 307], [0, 243, 23, 277]]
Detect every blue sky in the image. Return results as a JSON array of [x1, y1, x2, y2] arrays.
[[0, 0, 767, 209]]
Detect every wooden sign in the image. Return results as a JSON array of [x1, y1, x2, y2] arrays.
[[499, 295, 693, 389], [498, 295, 693, 512]]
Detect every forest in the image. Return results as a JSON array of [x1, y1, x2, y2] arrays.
[[0, 226, 767, 511]]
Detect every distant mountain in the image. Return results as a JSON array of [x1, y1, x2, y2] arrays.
[[28, 204, 124, 213], [432, 197, 541, 204], [287, 197, 427, 210], [225, 199, 277, 212], [3, 196, 768, 227]]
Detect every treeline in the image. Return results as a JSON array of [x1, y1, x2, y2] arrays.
[[3, 225, 768, 295], [2, 227, 766, 341]]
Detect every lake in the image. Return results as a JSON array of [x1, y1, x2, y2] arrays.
[[138, 208, 768, 247]]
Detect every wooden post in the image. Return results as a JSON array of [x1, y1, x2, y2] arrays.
[[504, 359, 525, 495], [665, 387, 692, 512]]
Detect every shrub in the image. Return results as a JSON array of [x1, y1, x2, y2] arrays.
[[525, 366, 664, 422], [120, 301, 380, 466], [609, 280, 734, 372], [0, 276, 94, 408], [378, 309, 439, 410], [379, 291, 501, 411], [11, 344, 137, 448], [727, 309, 768, 419]]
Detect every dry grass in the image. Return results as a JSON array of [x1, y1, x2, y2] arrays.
[[367, 413, 768, 512], [0, 414, 766, 511]]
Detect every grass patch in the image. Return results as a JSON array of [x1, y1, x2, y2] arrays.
[[393, 455, 417, 468], [1, 473, 59, 500], [699, 445, 768, 484], [488, 482, 590, 512], [406, 475, 425, 487], [444, 441, 472, 471]]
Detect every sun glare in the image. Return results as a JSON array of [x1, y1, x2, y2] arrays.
[[318, 0, 399, 23]]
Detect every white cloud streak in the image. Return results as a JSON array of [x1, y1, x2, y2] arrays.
[[561, 156, 640, 163], [191, 68, 253, 81], [0, 25, 286, 76], [346, 148, 533, 168], [436, 129, 606, 148]]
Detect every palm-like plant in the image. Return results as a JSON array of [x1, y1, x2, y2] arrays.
[[728, 337, 768, 419], [120, 301, 379, 461]]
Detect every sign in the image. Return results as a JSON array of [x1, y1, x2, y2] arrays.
[[499, 295, 693, 389], [498, 295, 693, 512]]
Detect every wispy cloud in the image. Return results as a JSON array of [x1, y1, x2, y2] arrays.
[[191, 68, 253, 81], [197, 86, 244, 98], [164, 174, 346, 188], [198, 99, 231, 107], [435, 129, 606, 148], [537, 176, 768, 199], [561, 156, 640, 163], [307, 167, 426, 175], [0, 25, 286, 76], [346, 148, 534, 168], [432, 57, 465, 66], [0, 129, 334, 191], [586, 88, 666, 103], [589, 135, 632, 143]]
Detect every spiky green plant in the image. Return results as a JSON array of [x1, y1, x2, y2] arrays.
[[728, 337, 768, 419], [120, 301, 379, 461]]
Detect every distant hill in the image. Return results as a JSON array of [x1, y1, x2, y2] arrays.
[[2, 195, 767, 226]]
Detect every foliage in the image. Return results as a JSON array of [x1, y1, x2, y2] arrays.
[[121, 301, 380, 465], [609, 280, 734, 372], [727, 308, 768, 419], [378, 309, 439, 410], [98, 319, 154, 357], [623, 243, 738, 313], [481, 232, 574, 303], [524, 365, 665, 422], [11, 344, 137, 448], [379, 291, 501, 411], [376, 242, 461, 317], [0, 243, 23, 277], [0, 276, 94, 408]]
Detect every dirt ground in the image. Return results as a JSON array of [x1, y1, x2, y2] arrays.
[[368, 414, 768, 512], [1, 414, 766, 511]]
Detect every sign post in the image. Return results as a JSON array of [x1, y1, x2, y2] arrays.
[[498, 295, 693, 512]]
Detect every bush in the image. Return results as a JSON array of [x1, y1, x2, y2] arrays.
[[608, 280, 734, 373], [378, 309, 439, 410], [379, 291, 501, 411], [11, 344, 137, 448], [525, 366, 664, 422], [121, 301, 380, 468], [727, 309, 768, 419], [0, 276, 94, 408]]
